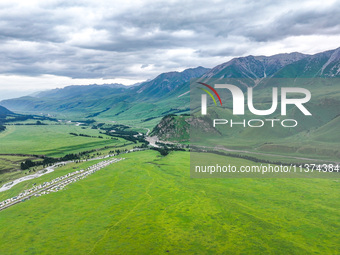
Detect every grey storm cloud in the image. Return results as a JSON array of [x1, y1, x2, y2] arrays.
[[0, 0, 339, 81], [245, 6, 340, 42]]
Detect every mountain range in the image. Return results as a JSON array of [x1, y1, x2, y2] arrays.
[[1, 47, 340, 125], [0, 47, 339, 159]]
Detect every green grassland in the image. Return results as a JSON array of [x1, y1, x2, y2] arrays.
[[0, 122, 143, 186], [0, 150, 338, 254], [0, 155, 33, 184], [0, 155, 25, 172], [95, 95, 190, 128], [0, 124, 127, 157]]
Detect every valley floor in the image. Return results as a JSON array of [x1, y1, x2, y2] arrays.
[[0, 150, 338, 254]]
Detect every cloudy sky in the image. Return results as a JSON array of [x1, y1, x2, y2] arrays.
[[0, 0, 340, 99]]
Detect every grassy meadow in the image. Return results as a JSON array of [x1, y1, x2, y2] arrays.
[[0, 124, 127, 157], [0, 155, 25, 172], [0, 150, 339, 254], [0, 122, 140, 187], [0, 106, 338, 254]]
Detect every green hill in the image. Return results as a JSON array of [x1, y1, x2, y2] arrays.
[[0, 106, 15, 132], [0, 105, 13, 117], [150, 114, 190, 142]]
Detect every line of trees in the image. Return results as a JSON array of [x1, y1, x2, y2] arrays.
[[151, 146, 186, 156], [69, 132, 104, 138], [12, 120, 47, 126], [20, 153, 81, 170]]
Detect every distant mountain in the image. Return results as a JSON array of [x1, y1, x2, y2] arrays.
[[36, 85, 127, 99], [203, 52, 308, 80], [0, 66, 209, 120], [101, 83, 128, 89], [135, 66, 209, 99], [273, 47, 340, 78], [105, 82, 145, 89]]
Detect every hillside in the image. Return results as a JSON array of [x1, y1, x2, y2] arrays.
[[0, 106, 15, 132], [0, 105, 14, 117], [273, 48, 340, 78], [203, 52, 308, 80], [150, 115, 190, 142], [136, 66, 209, 100], [35, 84, 128, 99]]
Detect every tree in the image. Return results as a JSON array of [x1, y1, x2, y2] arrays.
[[21, 159, 35, 170]]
